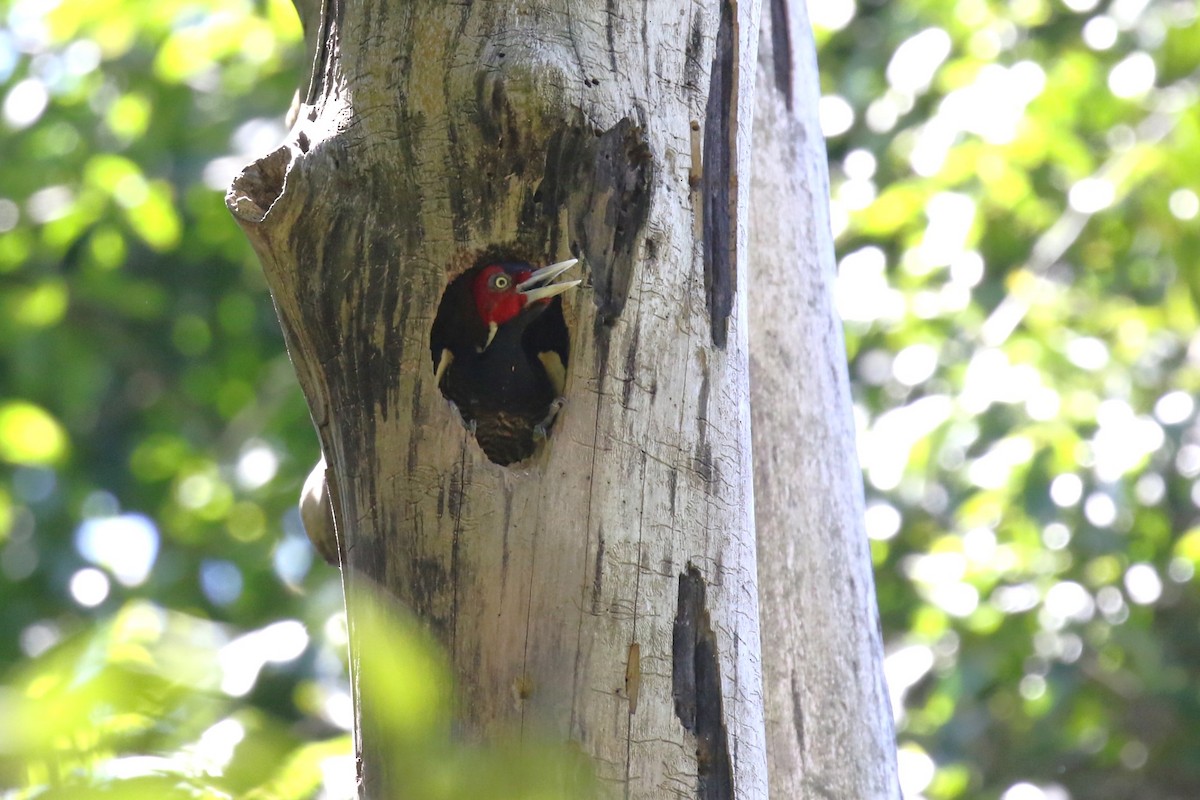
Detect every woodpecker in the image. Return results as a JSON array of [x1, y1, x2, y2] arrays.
[[430, 257, 580, 465]]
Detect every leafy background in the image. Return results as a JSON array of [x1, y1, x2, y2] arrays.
[[816, 0, 1200, 797], [0, 0, 1197, 798]]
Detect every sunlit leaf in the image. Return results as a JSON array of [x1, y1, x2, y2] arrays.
[[124, 180, 182, 251], [242, 736, 352, 800], [10, 279, 69, 328], [106, 92, 153, 142], [0, 401, 68, 465]]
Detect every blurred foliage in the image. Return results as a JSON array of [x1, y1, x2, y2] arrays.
[[0, 0, 353, 796], [0, 2, 598, 797], [348, 590, 597, 800], [2, 0, 1197, 798], [1, 601, 350, 799], [0, 591, 592, 799], [815, 0, 1200, 797]]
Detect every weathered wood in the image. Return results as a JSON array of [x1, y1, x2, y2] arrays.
[[229, 1, 769, 797], [749, 3, 901, 798]]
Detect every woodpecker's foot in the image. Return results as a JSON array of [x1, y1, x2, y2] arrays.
[[534, 397, 566, 440]]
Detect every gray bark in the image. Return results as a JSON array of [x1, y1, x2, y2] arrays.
[[229, 1, 769, 798], [749, 3, 902, 798]]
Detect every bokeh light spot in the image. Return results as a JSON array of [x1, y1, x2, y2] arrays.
[[1082, 16, 1118, 50], [1050, 474, 1083, 507], [200, 559, 243, 607], [892, 343, 939, 386], [887, 28, 952, 95], [1168, 189, 1199, 221], [1019, 674, 1047, 700], [69, 567, 110, 607], [3, 78, 48, 129], [1002, 782, 1070, 800], [885, 644, 935, 719], [818, 94, 855, 138], [1068, 177, 1116, 213], [75, 512, 160, 587], [0, 401, 67, 465], [235, 440, 279, 490], [862, 396, 953, 491], [1042, 523, 1071, 550], [897, 744, 936, 797], [25, 185, 73, 224], [219, 620, 309, 697], [865, 502, 902, 540], [1154, 390, 1194, 425], [1124, 563, 1162, 605], [1084, 493, 1118, 527], [1108, 51, 1155, 99], [836, 246, 905, 324], [1044, 581, 1094, 623], [273, 530, 313, 585], [188, 718, 245, 775], [0, 198, 18, 232], [807, 0, 856, 31], [18, 621, 61, 658], [1065, 336, 1109, 370]]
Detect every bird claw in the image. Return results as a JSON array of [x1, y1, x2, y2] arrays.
[[534, 397, 566, 440], [445, 400, 475, 434]]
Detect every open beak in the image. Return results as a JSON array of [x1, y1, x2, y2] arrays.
[[516, 258, 581, 303]]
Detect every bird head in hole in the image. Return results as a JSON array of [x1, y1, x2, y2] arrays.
[[471, 258, 580, 349]]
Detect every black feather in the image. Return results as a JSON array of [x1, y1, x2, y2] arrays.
[[430, 263, 572, 465]]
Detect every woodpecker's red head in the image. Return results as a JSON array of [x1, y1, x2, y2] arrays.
[[471, 258, 579, 349]]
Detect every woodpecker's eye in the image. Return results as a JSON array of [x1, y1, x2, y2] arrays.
[[489, 273, 511, 291]]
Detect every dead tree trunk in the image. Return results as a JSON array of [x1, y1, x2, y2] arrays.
[[749, 2, 901, 798], [228, 1, 770, 797]]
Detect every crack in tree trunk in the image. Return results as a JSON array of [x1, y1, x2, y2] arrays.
[[674, 564, 736, 800], [701, 0, 739, 348]]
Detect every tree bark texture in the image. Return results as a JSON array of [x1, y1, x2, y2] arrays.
[[228, 1, 770, 798], [749, 3, 901, 798]]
